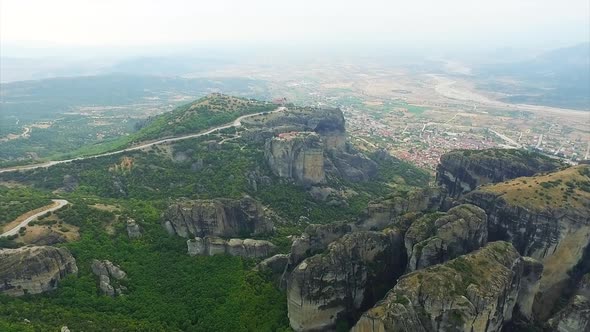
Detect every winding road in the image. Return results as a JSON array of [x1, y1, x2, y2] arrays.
[[0, 107, 286, 174], [1, 199, 69, 237]]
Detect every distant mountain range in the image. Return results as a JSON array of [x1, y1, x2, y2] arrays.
[[476, 43, 590, 110]]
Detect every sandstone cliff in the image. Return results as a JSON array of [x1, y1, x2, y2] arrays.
[[352, 241, 542, 332], [328, 146, 378, 182], [265, 132, 326, 185], [363, 187, 448, 230], [126, 219, 142, 239], [260, 107, 346, 148], [289, 222, 354, 266], [404, 204, 487, 271], [187, 236, 277, 258], [0, 246, 78, 296], [255, 254, 290, 274], [162, 196, 276, 238], [461, 165, 590, 320], [261, 107, 380, 185], [287, 229, 406, 331], [436, 149, 562, 198], [91, 259, 127, 297], [548, 273, 590, 332]]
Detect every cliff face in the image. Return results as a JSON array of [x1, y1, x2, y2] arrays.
[[404, 204, 488, 271], [548, 273, 590, 332], [436, 149, 562, 198], [328, 147, 378, 182], [262, 107, 345, 139], [262, 107, 379, 185], [187, 236, 277, 258], [363, 187, 449, 230], [287, 229, 406, 331], [352, 242, 542, 332], [289, 222, 354, 266], [0, 246, 78, 296], [265, 132, 326, 185], [162, 196, 275, 238], [461, 165, 590, 320], [91, 259, 127, 297]]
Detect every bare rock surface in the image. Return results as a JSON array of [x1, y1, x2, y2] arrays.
[[404, 204, 488, 271], [352, 242, 542, 332], [187, 236, 277, 258], [0, 246, 78, 296], [287, 229, 406, 331], [91, 259, 127, 297], [162, 196, 276, 238]]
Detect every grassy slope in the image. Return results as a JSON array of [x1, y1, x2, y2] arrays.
[[70, 94, 276, 158], [0, 199, 289, 331], [482, 165, 590, 210]]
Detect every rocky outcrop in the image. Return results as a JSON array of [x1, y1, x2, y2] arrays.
[[245, 169, 272, 192], [91, 259, 127, 297], [255, 254, 290, 274], [126, 219, 142, 239], [187, 237, 277, 258], [261, 107, 346, 146], [162, 196, 275, 238], [0, 246, 78, 296], [517, 257, 545, 320], [289, 222, 354, 266], [404, 204, 487, 271], [287, 229, 406, 331], [328, 146, 378, 182], [436, 149, 562, 198], [363, 187, 449, 231], [352, 242, 542, 332], [261, 107, 380, 185], [265, 132, 326, 185], [548, 274, 590, 332], [461, 166, 590, 320]]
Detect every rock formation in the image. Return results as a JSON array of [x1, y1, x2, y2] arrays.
[[255, 254, 290, 274], [289, 221, 354, 266], [404, 204, 487, 271], [363, 187, 448, 230], [352, 242, 542, 332], [162, 196, 276, 238], [461, 165, 590, 319], [265, 132, 326, 185], [187, 236, 277, 258], [287, 229, 406, 331], [261, 107, 379, 185], [259, 107, 346, 151], [91, 259, 127, 297], [548, 273, 590, 332], [0, 246, 78, 296], [436, 149, 562, 198], [126, 219, 142, 239], [517, 257, 546, 320], [328, 146, 378, 182]]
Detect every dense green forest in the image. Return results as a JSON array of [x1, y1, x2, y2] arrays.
[[0, 199, 289, 331]]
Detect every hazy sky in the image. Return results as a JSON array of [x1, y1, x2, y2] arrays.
[[1, 0, 589, 49]]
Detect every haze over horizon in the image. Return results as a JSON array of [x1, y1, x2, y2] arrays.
[[1, 0, 589, 58]]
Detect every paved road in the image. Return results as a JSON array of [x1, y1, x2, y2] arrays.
[[1, 199, 69, 237], [0, 107, 286, 174]]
